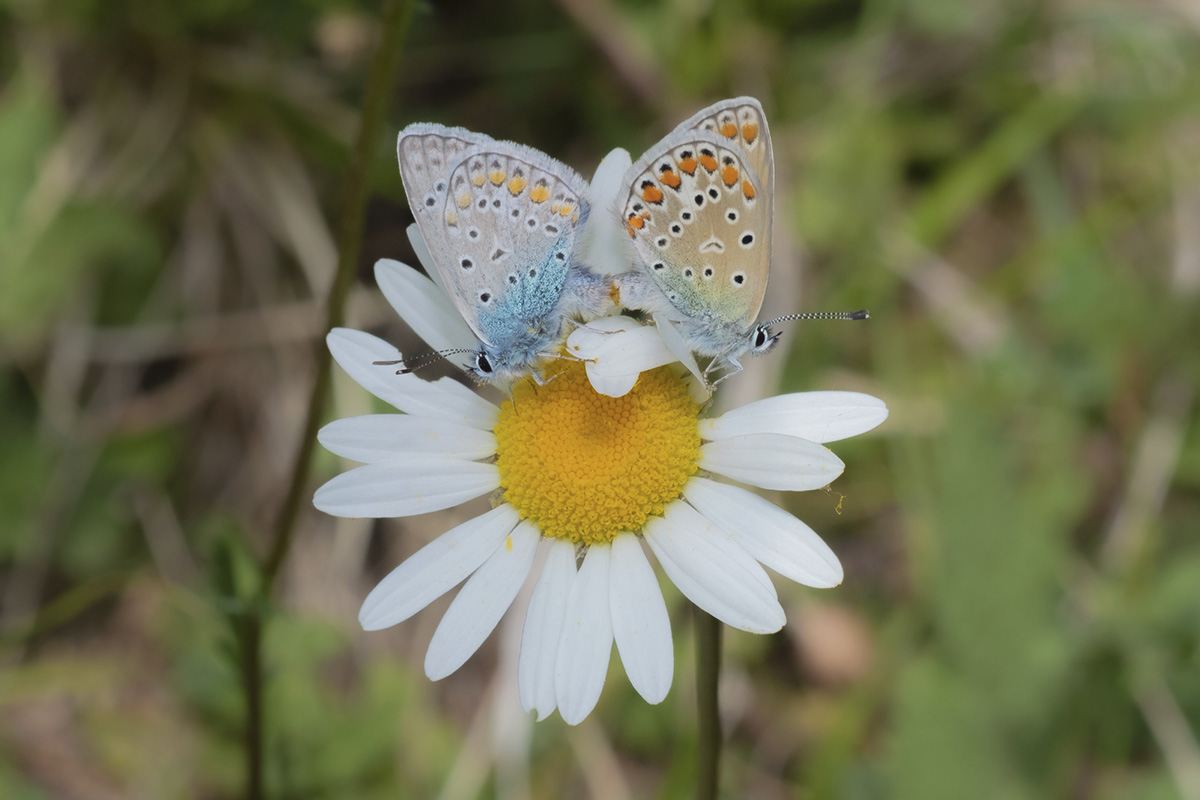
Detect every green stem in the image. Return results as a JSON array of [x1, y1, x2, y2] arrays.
[[696, 606, 723, 800], [262, 0, 413, 587], [242, 2, 413, 798]]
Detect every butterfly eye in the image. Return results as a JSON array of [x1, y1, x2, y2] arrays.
[[475, 352, 494, 374]]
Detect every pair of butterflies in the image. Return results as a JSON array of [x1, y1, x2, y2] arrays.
[[397, 97, 846, 385]]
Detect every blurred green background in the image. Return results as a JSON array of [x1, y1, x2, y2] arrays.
[[3, 0, 1199, 797]]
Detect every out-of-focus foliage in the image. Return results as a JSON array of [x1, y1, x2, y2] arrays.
[[2, 0, 1199, 797]]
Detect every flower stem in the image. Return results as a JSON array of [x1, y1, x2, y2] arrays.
[[240, 2, 413, 798], [696, 606, 723, 800]]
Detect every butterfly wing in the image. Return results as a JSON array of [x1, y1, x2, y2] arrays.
[[398, 124, 591, 372], [618, 98, 773, 353]]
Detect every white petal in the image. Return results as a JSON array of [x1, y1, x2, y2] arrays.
[[318, 414, 496, 463], [424, 520, 540, 680], [655, 318, 705, 386], [643, 502, 785, 634], [568, 317, 677, 398], [555, 544, 614, 725], [518, 539, 576, 720], [699, 392, 888, 443], [609, 534, 673, 704], [406, 223, 448, 295], [700, 433, 845, 491], [358, 505, 520, 630], [374, 258, 478, 356], [313, 459, 499, 518], [581, 148, 636, 277], [327, 328, 498, 429], [683, 478, 842, 588]]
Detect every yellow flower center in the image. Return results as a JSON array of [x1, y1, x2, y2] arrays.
[[494, 362, 701, 545]]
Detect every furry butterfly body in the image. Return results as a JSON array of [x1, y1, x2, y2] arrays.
[[398, 123, 609, 382]]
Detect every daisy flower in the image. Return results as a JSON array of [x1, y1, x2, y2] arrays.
[[314, 257, 887, 725]]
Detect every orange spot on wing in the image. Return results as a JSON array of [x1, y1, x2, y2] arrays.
[[679, 156, 697, 175], [721, 164, 739, 186], [472, 174, 486, 187], [742, 123, 759, 143], [559, 203, 574, 217], [627, 214, 645, 230], [456, 193, 471, 209], [741, 179, 756, 200], [508, 175, 528, 195], [642, 185, 664, 204], [699, 153, 718, 172], [720, 122, 737, 138], [661, 170, 681, 189], [530, 184, 550, 203], [489, 170, 505, 185]]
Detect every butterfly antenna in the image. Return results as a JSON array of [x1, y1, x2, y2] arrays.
[[373, 348, 476, 375], [762, 309, 870, 327]]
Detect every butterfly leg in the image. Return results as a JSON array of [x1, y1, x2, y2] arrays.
[[706, 355, 744, 387]]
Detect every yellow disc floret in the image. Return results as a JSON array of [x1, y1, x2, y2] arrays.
[[494, 362, 700, 545]]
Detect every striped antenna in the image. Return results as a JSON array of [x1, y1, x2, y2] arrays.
[[762, 309, 869, 327], [373, 348, 476, 375]]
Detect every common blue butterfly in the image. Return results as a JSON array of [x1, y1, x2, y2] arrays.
[[614, 98, 867, 385], [397, 123, 610, 382]]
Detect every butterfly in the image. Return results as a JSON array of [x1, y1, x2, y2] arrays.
[[396, 123, 611, 382], [613, 98, 865, 385]]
